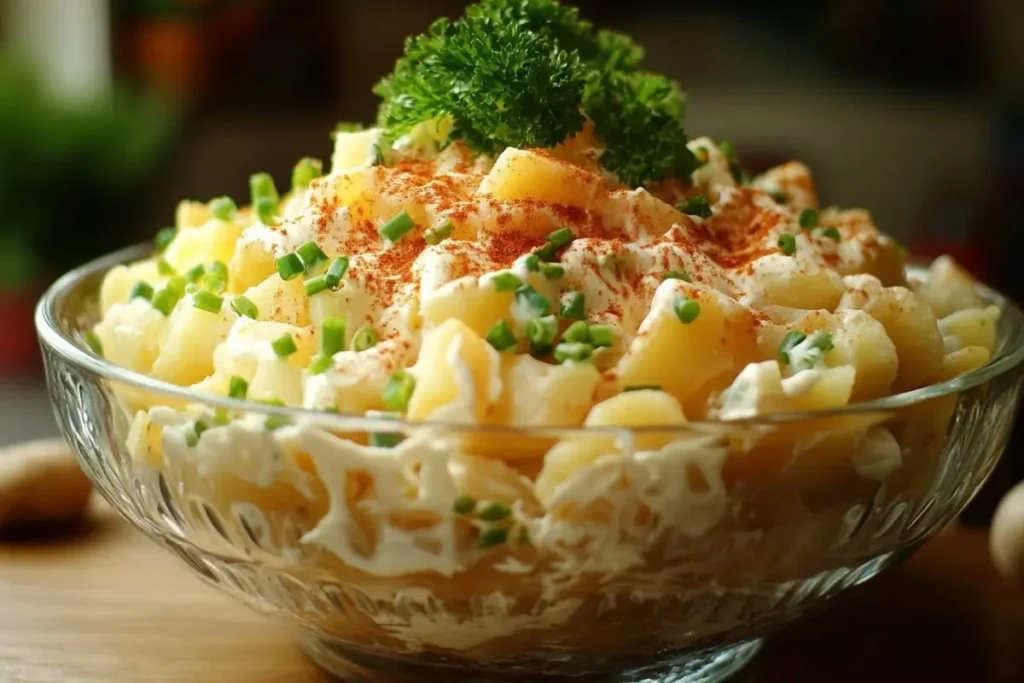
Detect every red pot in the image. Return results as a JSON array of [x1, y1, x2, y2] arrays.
[[0, 285, 44, 376]]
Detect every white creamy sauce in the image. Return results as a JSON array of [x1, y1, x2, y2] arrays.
[[851, 426, 903, 481]]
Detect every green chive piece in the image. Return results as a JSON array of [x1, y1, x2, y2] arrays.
[[562, 320, 590, 344], [479, 502, 513, 522], [292, 157, 323, 190], [674, 298, 701, 324], [490, 272, 522, 292], [798, 208, 819, 229], [526, 315, 558, 348], [554, 342, 594, 363], [157, 259, 176, 276], [321, 317, 348, 357], [351, 326, 378, 352], [453, 495, 476, 515], [308, 355, 332, 375], [545, 228, 574, 249], [151, 289, 180, 316], [541, 263, 564, 280], [625, 384, 662, 392], [589, 324, 614, 348], [809, 330, 834, 353], [778, 330, 808, 365], [83, 330, 103, 356], [296, 241, 328, 269], [230, 295, 258, 319], [250, 172, 280, 204], [371, 143, 385, 167], [524, 254, 541, 272], [165, 276, 187, 297], [185, 431, 199, 448], [185, 263, 205, 283], [718, 140, 738, 165], [155, 227, 177, 252], [771, 191, 789, 204], [193, 290, 224, 314], [271, 333, 298, 358], [677, 194, 713, 219], [778, 234, 797, 256], [265, 414, 292, 432], [213, 410, 232, 426], [664, 270, 692, 282], [129, 281, 154, 302], [514, 285, 552, 318], [325, 257, 350, 288], [424, 220, 454, 246], [383, 370, 417, 412], [695, 146, 710, 165], [255, 197, 278, 225], [370, 432, 402, 448], [533, 243, 557, 262], [203, 261, 228, 294], [210, 196, 237, 221], [228, 376, 249, 399], [486, 320, 517, 352], [276, 253, 305, 281], [379, 210, 415, 244], [304, 275, 330, 297], [260, 398, 287, 408], [560, 291, 585, 320], [819, 226, 842, 242], [479, 526, 510, 550]]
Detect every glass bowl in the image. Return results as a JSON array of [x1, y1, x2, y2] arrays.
[[36, 245, 1024, 683]]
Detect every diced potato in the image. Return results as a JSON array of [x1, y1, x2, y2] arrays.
[[99, 260, 165, 315], [93, 299, 168, 374], [618, 280, 757, 407], [687, 137, 736, 200], [819, 208, 906, 286], [151, 297, 238, 386], [939, 306, 999, 353], [742, 253, 844, 310], [421, 276, 515, 339], [914, 255, 984, 318], [407, 319, 500, 422], [212, 318, 316, 406], [498, 354, 600, 427], [717, 360, 855, 419], [940, 346, 991, 380], [191, 373, 229, 397], [827, 310, 898, 402], [331, 128, 384, 175], [752, 161, 818, 212], [478, 148, 602, 208], [535, 390, 687, 503], [164, 219, 244, 273], [601, 188, 687, 240], [228, 239, 278, 294], [242, 274, 308, 327], [176, 200, 211, 230]]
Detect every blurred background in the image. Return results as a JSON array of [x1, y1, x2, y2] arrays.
[[0, 0, 1021, 521]]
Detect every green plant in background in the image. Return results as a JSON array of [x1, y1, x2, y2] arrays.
[[0, 53, 174, 289]]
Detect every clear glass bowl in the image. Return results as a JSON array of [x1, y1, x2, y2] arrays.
[[36, 245, 1024, 683]]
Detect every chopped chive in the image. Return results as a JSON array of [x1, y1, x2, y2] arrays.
[[695, 146, 710, 165], [151, 289, 180, 316], [371, 143, 385, 167], [157, 259, 176, 276], [771, 191, 789, 204], [370, 432, 402, 448], [129, 281, 154, 302], [562, 320, 590, 344], [228, 376, 249, 399], [210, 196, 237, 221], [674, 297, 701, 324], [545, 227, 574, 249], [479, 502, 513, 522], [664, 270, 692, 282], [213, 409, 232, 426], [560, 291, 585, 320], [250, 172, 279, 204], [589, 324, 614, 348], [193, 290, 224, 314], [554, 342, 594, 364], [718, 140, 738, 165], [798, 208, 819, 229], [83, 330, 103, 356], [296, 241, 328, 269], [486, 320, 517, 352], [325, 257, 350, 288], [490, 271, 522, 292], [304, 275, 330, 297], [292, 157, 323, 190], [382, 370, 417, 412], [533, 242, 557, 262], [185, 263, 205, 283], [453, 495, 477, 515], [230, 295, 258, 319], [155, 227, 177, 252], [165, 276, 187, 297], [271, 333, 298, 358], [479, 526, 509, 550], [265, 414, 292, 431], [625, 384, 662, 392], [185, 431, 199, 448], [379, 210, 415, 244], [308, 355, 333, 375], [523, 254, 541, 272], [255, 197, 278, 225], [276, 253, 305, 281], [541, 263, 564, 280], [526, 315, 558, 348], [818, 226, 842, 242], [677, 194, 713, 219], [321, 317, 348, 356], [777, 233, 797, 256], [351, 326, 378, 352], [778, 330, 808, 365], [203, 261, 228, 294], [809, 330, 834, 353], [260, 398, 287, 408], [424, 220, 454, 246], [514, 285, 551, 318]]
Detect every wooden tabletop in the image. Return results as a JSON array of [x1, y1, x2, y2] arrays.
[[2, 503, 1024, 683]]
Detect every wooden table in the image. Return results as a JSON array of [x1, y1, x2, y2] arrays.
[[2, 504, 1024, 683]]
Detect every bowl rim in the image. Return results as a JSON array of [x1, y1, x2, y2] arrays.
[[34, 242, 1024, 435]]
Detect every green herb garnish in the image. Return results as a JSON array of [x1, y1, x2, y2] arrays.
[[351, 326, 379, 352], [778, 331, 807, 365], [292, 157, 323, 191], [554, 342, 593, 363], [560, 291, 585, 320], [487, 320, 517, 352], [210, 196, 237, 221], [155, 227, 177, 252], [271, 333, 298, 358], [296, 241, 328, 270], [325, 257, 350, 289], [453, 495, 477, 515], [192, 290, 224, 314], [276, 253, 305, 281], [514, 284, 552, 319], [383, 370, 417, 412], [479, 502, 513, 521], [424, 220, 454, 245], [777, 234, 797, 256], [129, 281, 154, 302], [228, 376, 249, 400], [664, 270, 691, 282], [798, 208, 819, 229], [674, 297, 700, 324], [321, 317, 348, 357], [379, 210, 416, 244], [677, 194, 712, 219], [490, 272, 522, 292], [478, 526, 510, 550], [230, 295, 258, 319], [526, 315, 558, 348]]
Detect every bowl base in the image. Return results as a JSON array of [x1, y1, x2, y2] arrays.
[[298, 633, 762, 683]]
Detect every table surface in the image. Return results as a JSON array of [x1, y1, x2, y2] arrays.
[[2, 504, 1024, 683]]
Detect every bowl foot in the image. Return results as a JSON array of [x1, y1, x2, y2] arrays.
[[298, 633, 762, 682]]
